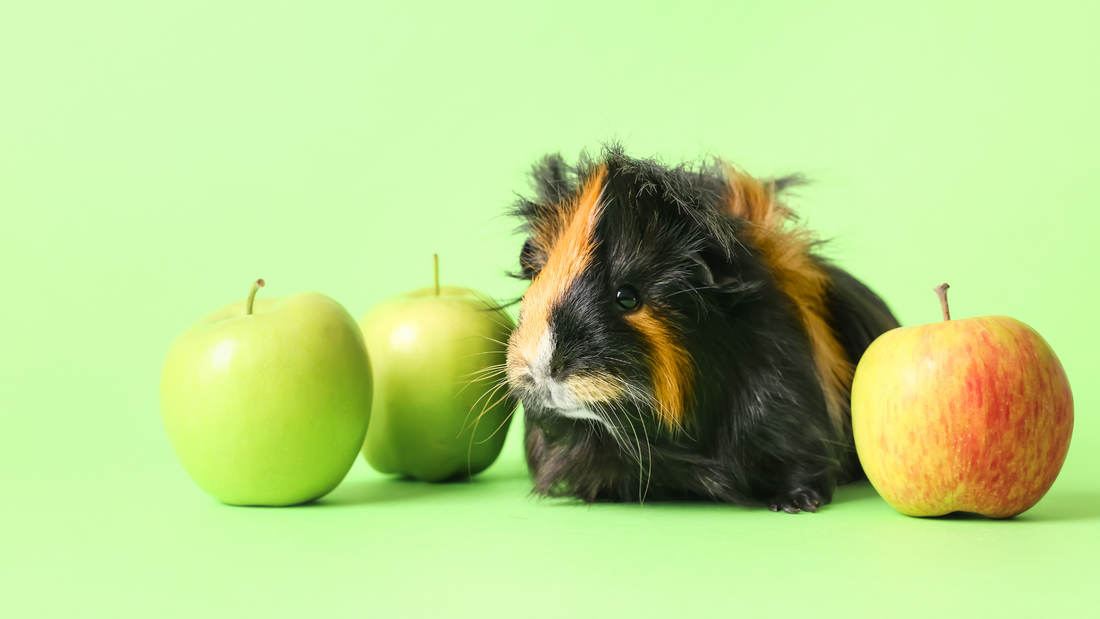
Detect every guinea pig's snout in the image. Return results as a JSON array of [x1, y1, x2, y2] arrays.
[[507, 316, 624, 426], [523, 358, 573, 409], [507, 328, 576, 409], [527, 353, 566, 385], [507, 327, 552, 380]]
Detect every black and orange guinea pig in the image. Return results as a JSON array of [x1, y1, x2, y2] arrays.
[[504, 145, 899, 513]]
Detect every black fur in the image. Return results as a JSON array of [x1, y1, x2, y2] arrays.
[[510, 146, 899, 511]]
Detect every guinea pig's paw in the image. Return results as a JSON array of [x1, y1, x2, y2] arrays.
[[767, 487, 823, 514]]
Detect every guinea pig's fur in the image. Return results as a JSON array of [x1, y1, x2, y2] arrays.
[[505, 146, 899, 513]]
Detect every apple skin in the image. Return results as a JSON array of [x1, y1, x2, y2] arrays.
[[852, 315, 1073, 518], [360, 286, 516, 482], [160, 292, 373, 506]]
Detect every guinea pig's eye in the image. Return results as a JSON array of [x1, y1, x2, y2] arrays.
[[615, 285, 640, 311]]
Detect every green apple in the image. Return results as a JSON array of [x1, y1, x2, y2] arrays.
[[852, 284, 1073, 518], [160, 280, 373, 506], [360, 259, 516, 482]]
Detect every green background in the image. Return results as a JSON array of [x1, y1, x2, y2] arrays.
[[3, 1, 1097, 616]]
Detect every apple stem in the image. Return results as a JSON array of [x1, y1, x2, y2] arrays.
[[934, 283, 950, 321], [246, 279, 265, 316], [433, 253, 440, 297]]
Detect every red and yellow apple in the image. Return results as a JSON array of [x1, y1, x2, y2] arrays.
[[852, 285, 1073, 518]]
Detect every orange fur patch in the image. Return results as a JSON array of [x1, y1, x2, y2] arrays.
[[507, 166, 608, 381], [624, 307, 693, 431], [565, 374, 624, 404], [722, 167, 853, 429]]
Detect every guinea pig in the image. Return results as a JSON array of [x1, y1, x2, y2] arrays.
[[504, 146, 899, 513]]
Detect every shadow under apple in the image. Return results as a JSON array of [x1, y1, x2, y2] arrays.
[[1013, 491, 1100, 523], [887, 489, 1100, 522], [831, 480, 882, 505], [303, 475, 490, 507]]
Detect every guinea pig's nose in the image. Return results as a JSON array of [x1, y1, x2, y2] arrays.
[[549, 359, 565, 380]]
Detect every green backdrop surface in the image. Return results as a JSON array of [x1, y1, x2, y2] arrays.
[[2, 1, 1097, 616]]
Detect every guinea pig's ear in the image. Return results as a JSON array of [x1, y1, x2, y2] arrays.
[[689, 243, 745, 289], [529, 153, 575, 205], [518, 237, 542, 280]]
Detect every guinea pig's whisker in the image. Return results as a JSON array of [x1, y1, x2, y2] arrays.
[[581, 377, 639, 462], [481, 313, 516, 333], [466, 334, 510, 347], [576, 376, 638, 457], [589, 404, 629, 456], [639, 410, 653, 504], [589, 374, 654, 503], [667, 282, 711, 321], [460, 375, 512, 434], [473, 400, 516, 445], [453, 370, 509, 398], [480, 386, 516, 423], [467, 369, 509, 382], [449, 285, 518, 332], [616, 398, 651, 504], [466, 384, 517, 473], [466, 383, 514, 470], [456, 362, 508, 380], [460, 350, 513, 359], [433, 310, 513, 347], [591, 372, 643, 412], [452, 364, 509, 400], [460, 377, 503, 432], [594, 371, 668, 501], [594, 371, 664, 420], [572, 379, 632, 460], [456, 366, 508, 383], [607, 399, 643, 465], [457, 372, 508, 386], [595, 405, 631, 462]]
